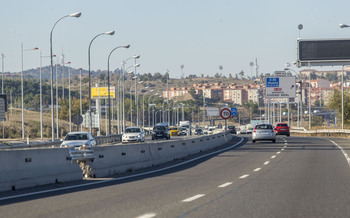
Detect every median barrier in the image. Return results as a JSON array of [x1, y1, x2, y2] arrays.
[[0, 132, 233, 191], [0, 148, 82, 192], [88, 132, 233, 178]]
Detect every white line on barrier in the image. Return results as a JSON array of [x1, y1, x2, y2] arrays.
[[0, 138, 245, 201], [329, 140, 350, 166], [218, 182, 232, 188], [182, 194, 205, 202]]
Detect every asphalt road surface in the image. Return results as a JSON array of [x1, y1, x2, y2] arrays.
[[2, 135, 350, 218]]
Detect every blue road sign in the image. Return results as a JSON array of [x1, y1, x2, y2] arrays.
[[266, 78, 279, 87], [231, 107, 237, 116]]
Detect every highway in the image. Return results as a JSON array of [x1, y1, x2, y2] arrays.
[[1, 135, 350, 217]]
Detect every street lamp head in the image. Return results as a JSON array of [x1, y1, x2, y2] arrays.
[[123, 44, 131, 48], [128, 71, 134, 74], [105, 31, 115, 35], [134, 63, 140, 67], [340, 24, 350, 28], [133, 55, 141, 59], [69, 12, 82, 18], [139, 81, 144, 84]]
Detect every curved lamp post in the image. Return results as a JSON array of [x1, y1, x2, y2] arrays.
[[50, 12, 81, 141], [88, 31, 115, 133], [21, 45, 38, 139], [107, 44, 130, 135]]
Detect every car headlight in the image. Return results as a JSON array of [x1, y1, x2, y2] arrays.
[[137, 134, 141, 138]]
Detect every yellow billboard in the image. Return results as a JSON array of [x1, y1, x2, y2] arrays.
[[91, 87, 115, 99]]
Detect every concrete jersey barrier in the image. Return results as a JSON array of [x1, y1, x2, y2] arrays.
[[0, 132, 233, 192]]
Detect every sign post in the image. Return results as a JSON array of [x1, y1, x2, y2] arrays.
[[220, 108, 231, 132]]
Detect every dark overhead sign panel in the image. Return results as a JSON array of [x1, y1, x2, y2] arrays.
[[297, 39, 350, 67]]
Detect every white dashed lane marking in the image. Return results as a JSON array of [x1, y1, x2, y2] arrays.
[[271, 155, 276, 159], [182, 194, 205, 202], [239, 174, 249, 179], [136, 213, 157, 218], [218, 182, 232, 188], [264, 161, 270, 165], [253, 168, 261, 172]]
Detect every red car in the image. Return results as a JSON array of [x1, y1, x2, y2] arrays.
[[275, 123, 290, 136]]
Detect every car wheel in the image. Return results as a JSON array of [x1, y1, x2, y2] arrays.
[[272, 139, 276, 143], [252, 140, 256, 143], [152, 136, 155, 140], [287, 134, 290, 137]]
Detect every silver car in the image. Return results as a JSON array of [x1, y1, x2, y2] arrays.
[[252, 124, 276, 143], [122, 127, 145, 143], [60, 132, 96, 149]]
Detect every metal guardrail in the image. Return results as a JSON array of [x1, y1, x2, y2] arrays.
[[291, 129, 350, 135], [0, 134, 122, 149]]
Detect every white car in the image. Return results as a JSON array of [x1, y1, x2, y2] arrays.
[[122, 127, 145, 143], [60, 132, 96, 150]]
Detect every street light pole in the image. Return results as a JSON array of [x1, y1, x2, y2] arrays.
[[21, 44, 38, 140], [50, 12, 81, 141], [79, 68, 83, 131], [66, 61, 72, 132], [107, 44, 130, 135], [40, 51, 55, 139], [88, 31, 115, 133]]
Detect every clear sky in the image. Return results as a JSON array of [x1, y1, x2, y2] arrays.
[[1, 0, 350, 78]]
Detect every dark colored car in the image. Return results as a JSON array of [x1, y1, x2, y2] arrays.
[[227, 125, 236, 134], [275, 123, 290, 136], [152, 125, 170, 140], [194, 128, 203, 135]]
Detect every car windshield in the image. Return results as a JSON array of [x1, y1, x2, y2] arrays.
[[65, 133, 88, 141], [228, 126, 235, 129], [154, 126, 166, 131], [255, 125, 273, 130], [125, 128, 141, 133], [169, 127, 178, 130]]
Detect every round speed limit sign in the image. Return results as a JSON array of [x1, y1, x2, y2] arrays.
[[220, 108, 231, 120]]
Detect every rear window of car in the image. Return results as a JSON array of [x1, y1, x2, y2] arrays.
[[276, 124, 288, 127], [169, 127, 178, 130], [228, 126, 235, 129], [255, 125, 273, 130]]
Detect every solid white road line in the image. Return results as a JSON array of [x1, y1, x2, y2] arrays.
[[271, 155, 276, 159], [182, 194, 205, 202], [136, 213, 157, 218], [218, 182, 232, 188], [0, 138, 245, 202], [239, 174, 249, 179], [253, 168, 261, 172], [264, 161, 270, 165], [329, 140, 350, 166]]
